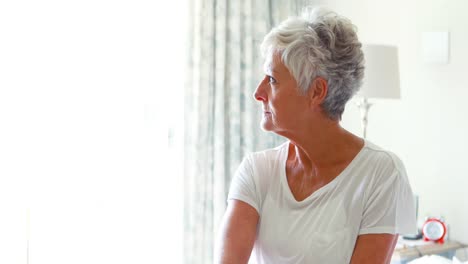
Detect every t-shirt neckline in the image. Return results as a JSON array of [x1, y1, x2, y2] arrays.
[[280, 139, 368, 204]]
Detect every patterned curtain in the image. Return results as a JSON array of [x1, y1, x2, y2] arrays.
[[183, 0, 317, 263]]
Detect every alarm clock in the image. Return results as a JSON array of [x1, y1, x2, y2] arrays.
[[422, 217, 447, 244]]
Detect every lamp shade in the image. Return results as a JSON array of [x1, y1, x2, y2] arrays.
[[357, 45, 401, 99]]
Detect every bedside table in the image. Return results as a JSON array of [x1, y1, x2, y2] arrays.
[[392, 240, 466, 264]]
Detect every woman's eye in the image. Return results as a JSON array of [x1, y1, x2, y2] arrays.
[[268, 76, 276, 84]]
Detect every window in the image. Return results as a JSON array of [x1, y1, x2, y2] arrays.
[[0, 1, 186, 263]]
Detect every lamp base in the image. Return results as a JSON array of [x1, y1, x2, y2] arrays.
[[356, 97, 373, 139]]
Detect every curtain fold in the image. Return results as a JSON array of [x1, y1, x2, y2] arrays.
[[184, 1, 315, 263]]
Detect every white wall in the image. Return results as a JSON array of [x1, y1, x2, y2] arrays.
[[0, 1, 185, 263], [313, 0, 468, 243]]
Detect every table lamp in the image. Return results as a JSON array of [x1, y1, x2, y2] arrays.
[[356, 45, 401, 138]]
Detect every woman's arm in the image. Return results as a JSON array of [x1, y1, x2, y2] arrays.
[[215, 200, 259, 264], [349, 233, 398, 264]]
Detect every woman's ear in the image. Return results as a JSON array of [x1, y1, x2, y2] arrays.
[[308, 77, 328, 105]]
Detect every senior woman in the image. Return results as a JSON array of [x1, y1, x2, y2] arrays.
[[215, 7, 417, 264]]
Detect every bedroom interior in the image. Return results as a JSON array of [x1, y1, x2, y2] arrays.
[[184, 0, 468, 263], [331, 0, 468, 245], [1, 0, 467, 263], [325, 0, 468, 262]]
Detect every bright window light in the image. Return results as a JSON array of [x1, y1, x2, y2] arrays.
[[0, 1, 186, 263]]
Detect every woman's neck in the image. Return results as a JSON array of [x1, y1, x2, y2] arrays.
[[286, 122, 364, 176]]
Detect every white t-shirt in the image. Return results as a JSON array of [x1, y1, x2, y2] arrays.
[[228, 140, 417, 264]]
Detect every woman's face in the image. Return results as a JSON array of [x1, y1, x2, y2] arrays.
[[253, 52, 310, 134]]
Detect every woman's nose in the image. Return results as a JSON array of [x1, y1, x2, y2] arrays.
[[253, 79, 267, 102]]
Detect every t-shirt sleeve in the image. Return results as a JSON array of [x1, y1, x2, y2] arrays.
[[227, 154, 261, 214], [359, 155, 418, 235]]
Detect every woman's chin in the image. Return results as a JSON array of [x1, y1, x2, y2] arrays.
[[260, 120, 274, 132]]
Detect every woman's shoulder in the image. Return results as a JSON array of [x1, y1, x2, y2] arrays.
[[362, 140, 404, 166], [357, 140, 408, 182], [238, 141, 288, 183]]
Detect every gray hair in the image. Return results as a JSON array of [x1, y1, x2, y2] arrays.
[[260, 7, 365, 120]]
